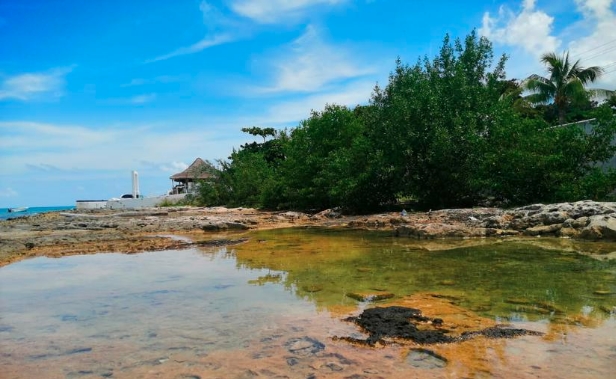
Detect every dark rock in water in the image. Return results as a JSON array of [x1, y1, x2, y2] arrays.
[[285, 337, 325, 356], [60, 314, 79, 322], [325, 362, 344, 371], [406, 348, 448, 369], [342, 306, 543, 346], [64, 347, 92, 355], [346, 306, 454, 346], [461, 326, 543, 340]]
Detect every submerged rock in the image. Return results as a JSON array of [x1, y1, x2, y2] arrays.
[[345, 306, 452, 346], [285, 337, 325, 356], [347, 292, 395, 302], [341, 306, 542, 346], [406, 348, 448, 369]]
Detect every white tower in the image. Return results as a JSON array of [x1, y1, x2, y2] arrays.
[[132, 171, 140, 198]]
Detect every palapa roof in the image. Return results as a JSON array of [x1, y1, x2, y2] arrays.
[[170, 158, 213, 181]]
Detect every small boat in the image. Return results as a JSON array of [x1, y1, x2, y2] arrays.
[[8, 207, 29, 213]]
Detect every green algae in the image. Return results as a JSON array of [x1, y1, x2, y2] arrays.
[[232, 228, 616, 323]]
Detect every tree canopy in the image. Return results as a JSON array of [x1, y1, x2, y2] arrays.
[[524, 51, 604, 124], [192, 32, 616, 213]]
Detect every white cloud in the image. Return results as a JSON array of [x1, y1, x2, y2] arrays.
[[0, 66, 74, 101], [0, 187, 18, 198], [569, 0, 616, 89], [258, 25, 375, 93], [130, 93, 157, 104], [257, 79, 376, 125], [480, 0, 561, 58], [0, 120, 247, 177], [480, 0, 616, 89], [200, 0, 234, 30], [230, 0, 345, 24], [147, 34, 233, 63], [0, 121, 127, 153], [121, 76, 184, 87], [158, 161, 189, 173], [147, 1, 244, 63]]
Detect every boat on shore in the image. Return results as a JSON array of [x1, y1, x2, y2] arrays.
[[8, 207, 29, 213]]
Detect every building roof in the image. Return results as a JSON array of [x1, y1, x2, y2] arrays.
[[170, 158, 213, 180]]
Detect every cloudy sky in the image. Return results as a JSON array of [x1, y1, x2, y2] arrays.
[[1, 0, 615, 207]]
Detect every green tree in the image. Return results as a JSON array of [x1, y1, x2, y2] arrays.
[[194, 128, 287, 208], [525, 51, 603, 124], [366, 31, 508, 209], [276, 104, 365, 211]]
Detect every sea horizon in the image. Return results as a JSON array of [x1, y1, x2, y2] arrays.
[[0, 205, 75, 221]]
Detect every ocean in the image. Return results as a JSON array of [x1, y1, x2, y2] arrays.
[[0, 206, 75, 221]]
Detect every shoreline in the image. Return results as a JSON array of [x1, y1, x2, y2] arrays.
[[2, 200, 616, 267]]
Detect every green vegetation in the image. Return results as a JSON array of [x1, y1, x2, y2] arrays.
[[524, 51, 604, 124], [195, 31, 616, 212]]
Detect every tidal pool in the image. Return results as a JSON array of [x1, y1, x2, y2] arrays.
[[1, 228, 615, 378]]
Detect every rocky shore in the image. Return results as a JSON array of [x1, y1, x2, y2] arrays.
[[2, 200, 616, 266]]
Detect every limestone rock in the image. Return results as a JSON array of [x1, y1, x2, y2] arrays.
[[580, 215, 616, 240], [523, 224, 562, 236]]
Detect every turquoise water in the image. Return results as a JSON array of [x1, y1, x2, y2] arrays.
[[0, 206, 74, 220]]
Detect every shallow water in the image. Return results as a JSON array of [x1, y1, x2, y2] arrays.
[[1, 228, 615, 378]]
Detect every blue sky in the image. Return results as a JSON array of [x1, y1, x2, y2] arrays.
[[1, 0, 615, 207]]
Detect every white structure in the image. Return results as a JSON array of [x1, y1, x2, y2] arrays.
[[132, 170, 140, 198], [76, 170, 187, 210], [106, 194, 186, 209], [75, 200, 107, 210]]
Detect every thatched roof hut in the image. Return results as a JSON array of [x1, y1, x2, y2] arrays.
[[169, 158, 213, 194]]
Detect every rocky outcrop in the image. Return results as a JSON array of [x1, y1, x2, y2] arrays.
[[392, 200, 616, 241], [2, 201, 616, 267]]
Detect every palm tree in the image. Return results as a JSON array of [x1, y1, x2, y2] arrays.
[[524, 51, 604, 124]]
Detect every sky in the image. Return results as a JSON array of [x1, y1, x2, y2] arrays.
[[1, 0, 615, 207]]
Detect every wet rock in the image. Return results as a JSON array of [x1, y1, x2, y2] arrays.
[[346, 306, 453, 346], [406, 348, 448, 369], [523, 224, 562, 236], [225, 222, 250, 230], [285, 337, 325, 356], [599, 305, 615, 315], [557, 227, 580, 238], [347, 292, 394, 302], [192, 238, 248, 247], [324, 362, 344, 371], [504, 297, 531, 305], [460, 326, 543, 340], [342, 306, 543, 346], [302, 285, 323, 293]]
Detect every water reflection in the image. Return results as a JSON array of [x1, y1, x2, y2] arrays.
[[233, 228, 616, 323], [0, 228, 615, 378]]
